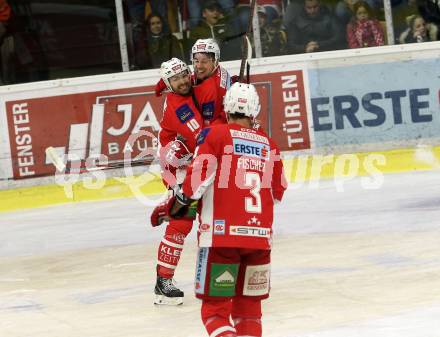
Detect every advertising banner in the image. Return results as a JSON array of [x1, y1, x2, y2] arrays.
[[252, 70, 310, 151], [5, 87, 164, 179], [308, 58, 440, 148], [1, 66, 310, 180]]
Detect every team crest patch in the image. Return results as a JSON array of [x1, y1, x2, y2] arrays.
[[201, 101, 215, 120], [213, 220, 225, 235], [176, 104, 195, 124], [196, 128, 211, 145]]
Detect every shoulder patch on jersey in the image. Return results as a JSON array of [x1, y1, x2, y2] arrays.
[[176, 104, 195, 124], [197, 128, 211, 145], [201, 101, 215, 120]]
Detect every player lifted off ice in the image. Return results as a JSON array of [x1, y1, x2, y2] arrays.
[[150, 58, 203, 305], [150, 39, 234, 305], [155, 38, 233, 126], [165, 83, 287, 337]]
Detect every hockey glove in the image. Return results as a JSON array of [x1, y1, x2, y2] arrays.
[[150, 196, 173, 227], [163, 138, 192, 168], [150, 191, 195, 227], [155, 78, 167, 97], [169, 189, 194, 218]]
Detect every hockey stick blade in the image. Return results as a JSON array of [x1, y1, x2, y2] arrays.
[[45, 146, 66, 171]]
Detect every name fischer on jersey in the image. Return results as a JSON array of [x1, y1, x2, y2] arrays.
[[237, 157, 266, 172]]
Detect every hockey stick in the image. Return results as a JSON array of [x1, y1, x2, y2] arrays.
[[238, 0, 257, 83], [45, 146, 151, 174]]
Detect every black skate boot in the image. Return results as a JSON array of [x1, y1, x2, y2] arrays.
[[154, 276, 184, 305]]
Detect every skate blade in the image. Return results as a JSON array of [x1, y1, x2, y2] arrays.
[[154, 294, 183, 306]]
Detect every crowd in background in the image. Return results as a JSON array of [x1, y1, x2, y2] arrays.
[[1, 0, 439, 85]]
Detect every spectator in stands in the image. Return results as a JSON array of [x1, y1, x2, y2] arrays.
[[188, 0, 241, 61], [399, 14, 438, 43], [237, 0, 283, 33], [417, 0, 440, 39], [145, 13, 184, 68], [285, 0, 345, 53], [255, 6, 287, 56], [283, 0, 302, 30], [347, 1, 385, 48], [334, 0, 381, 25], [390, 0, 419, 38], [125, 0, 168, 69], [187, 0, 236, 28]]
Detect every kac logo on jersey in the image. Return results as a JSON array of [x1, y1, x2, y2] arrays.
[[176, 104, 195, 124], [214, 220, 225, 235], [233, 138, 269, 159], [201, 101, 214, 120]]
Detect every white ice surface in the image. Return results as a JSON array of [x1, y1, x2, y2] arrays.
[[1, 170, 440, 336]]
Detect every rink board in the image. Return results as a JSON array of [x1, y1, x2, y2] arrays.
[[1, 145, 440, 212], [2, 42, 440, 211], [1, 42, 440, 181]]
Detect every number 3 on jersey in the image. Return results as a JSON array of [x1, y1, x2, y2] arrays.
[[244, 172, 262, 213], [187, 118, 200, 132]]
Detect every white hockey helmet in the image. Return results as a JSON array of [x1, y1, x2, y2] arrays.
[[223, 82, 260, 118], [191, 38, 220, 63], [160, 57, 190, 92]]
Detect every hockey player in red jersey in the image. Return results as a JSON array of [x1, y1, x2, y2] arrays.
[[155, 38, 233, 126], [150, 58, 203, 305], [166, 82, 287, 336], [191, 38, 231, 126]]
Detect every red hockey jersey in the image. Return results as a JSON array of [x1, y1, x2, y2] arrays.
[[182, 123, 287, 250], [193, 65, 231, 127], [158, 92, 203, 187]]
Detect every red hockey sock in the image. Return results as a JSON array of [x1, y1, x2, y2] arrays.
[[232, 318, 261, 337], [231, 297, 262, 337], [156, 219, 192, 278], [202, 300, 236, 337]]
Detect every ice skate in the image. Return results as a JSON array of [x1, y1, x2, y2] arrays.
[[154, 276, 184, 305]]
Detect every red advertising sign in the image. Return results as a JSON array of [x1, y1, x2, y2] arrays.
[[5, 69, 310, 179], [6, 87, 165, 179], [251, 70, 310, 151]]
